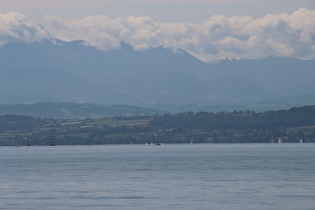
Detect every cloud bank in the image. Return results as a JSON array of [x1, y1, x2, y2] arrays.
[[0, 12, 50, 46], [1, 9, 315, 62]]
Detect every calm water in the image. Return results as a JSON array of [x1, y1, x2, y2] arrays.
[[0, 144, 314, 210]]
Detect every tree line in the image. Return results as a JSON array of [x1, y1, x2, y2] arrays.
[[149, 106, 315, 130]]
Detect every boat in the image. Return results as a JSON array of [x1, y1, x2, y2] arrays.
[[278, 138, 282, 143], [145, 142, 161, 146], [49, 141, 56, 146]]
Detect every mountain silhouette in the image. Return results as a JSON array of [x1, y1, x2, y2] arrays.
[[0, 39, 314, 110]]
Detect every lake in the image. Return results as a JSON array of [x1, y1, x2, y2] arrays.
[[0, 143, 314, 209]]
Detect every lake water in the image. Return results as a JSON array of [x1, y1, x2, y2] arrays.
[[0, 144, 314, 210]]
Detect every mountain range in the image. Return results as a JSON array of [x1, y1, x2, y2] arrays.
[[0, 39, 314, 113]]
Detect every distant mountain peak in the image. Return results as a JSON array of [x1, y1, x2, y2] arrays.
[[119, 41, 134, 51]]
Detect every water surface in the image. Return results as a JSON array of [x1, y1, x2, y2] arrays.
[[1, 144, 314, 209]]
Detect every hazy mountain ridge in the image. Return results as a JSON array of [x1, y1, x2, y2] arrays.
[[0, 102, 168, 119], [0, 39, 314, 109], [211, 57, 315, 95]]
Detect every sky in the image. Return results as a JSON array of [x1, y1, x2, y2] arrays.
[[1, 0, 315, 62]]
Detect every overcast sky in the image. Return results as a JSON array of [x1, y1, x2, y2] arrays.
[[1, 0, 314, 22], [1, 0, 315, 62]]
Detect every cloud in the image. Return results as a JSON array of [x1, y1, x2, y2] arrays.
[[0, 12, 50, 46], [1, 9, 315, 62]]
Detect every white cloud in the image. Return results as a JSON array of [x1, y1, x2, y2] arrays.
[[1, 9, 315, 62], [0, 12, 50, 46]]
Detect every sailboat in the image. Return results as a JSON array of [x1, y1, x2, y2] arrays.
[[278, 137, 282, 143]]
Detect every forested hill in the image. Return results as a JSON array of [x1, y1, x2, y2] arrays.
[[149, 106, 315, 130], [0, 105, 315, 146]]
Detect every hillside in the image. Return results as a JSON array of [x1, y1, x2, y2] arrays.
[[0, 105, 314, 146]]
